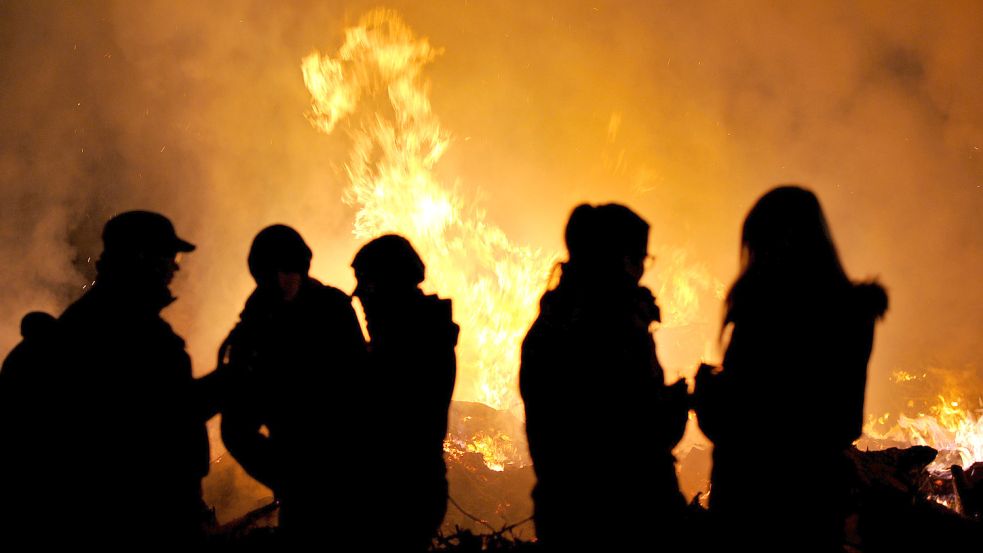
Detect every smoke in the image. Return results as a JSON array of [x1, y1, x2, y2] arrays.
[[1, 0, 980, 519]]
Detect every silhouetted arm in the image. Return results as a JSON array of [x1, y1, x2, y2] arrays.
[[221, 403, 279, 492], [427, 304, 458, 447], [191, 368, 227, 422], [190, 330, 249, 423], [519, 328, 565, 477], [693, 367, 728, 444], [655, 379, 690, 448], [644, 332, 689, 449], [694, 323, 753, 445], [829, 316, 875, 447]]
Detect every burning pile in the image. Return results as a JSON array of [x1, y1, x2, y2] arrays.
[[843, 446, 983, 551], [860, 369, 983, 480], [442, 402, 534, 536], [852, 368, 983, 547]]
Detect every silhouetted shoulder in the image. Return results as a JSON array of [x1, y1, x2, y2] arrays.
[[154, 316, 186, 347], [57, 289, 96, 324], [532, 290, 575, 331], [306, 278, 355, 307], [850, 281, 888, 320], [421, 294, 459, 345]]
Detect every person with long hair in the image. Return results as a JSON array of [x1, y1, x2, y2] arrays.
[[520, 203, 689, 552], [694, 186, 888, 552]]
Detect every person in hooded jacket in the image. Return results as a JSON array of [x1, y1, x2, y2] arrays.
[[219, 224, 368, 546], [694, 186, 888, 553], [351, 234, 458, 553]]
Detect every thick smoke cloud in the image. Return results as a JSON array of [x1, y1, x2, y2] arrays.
[[1, 0, 980, 519]]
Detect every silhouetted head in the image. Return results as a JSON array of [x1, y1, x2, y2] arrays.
[[727, 186, 850, 320], [351, 234, 425, 309], [20, 311, 56, 340], [559, 203, 650, 291], [248, 225, 312, 301], [96, 211, 195, 299], [102, 211, 196, 258]]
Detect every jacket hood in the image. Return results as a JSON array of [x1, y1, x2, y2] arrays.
[[852, 281, 889, 320]]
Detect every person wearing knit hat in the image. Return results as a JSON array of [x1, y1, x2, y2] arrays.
[[218, 224, 368, 547]]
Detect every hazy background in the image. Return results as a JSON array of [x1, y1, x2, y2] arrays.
[[1, 0, 981, 521]]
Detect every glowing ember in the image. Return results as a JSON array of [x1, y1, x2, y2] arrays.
[[443, 432, 527, 473]]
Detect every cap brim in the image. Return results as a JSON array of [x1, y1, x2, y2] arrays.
[[174, 238, 196, 253]]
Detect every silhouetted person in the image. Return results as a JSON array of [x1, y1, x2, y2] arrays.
[[520, 204, 689, 552], [693, 186, 888, 552], [219, 224, 368, 546], [351, 234, 458, 552], [0, 312, 59, 546], [0, 211, 218, 547]]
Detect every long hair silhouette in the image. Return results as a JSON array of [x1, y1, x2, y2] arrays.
[[726, 185, 854, 327]]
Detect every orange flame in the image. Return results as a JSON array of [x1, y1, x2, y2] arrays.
[[302, 9, 555, 412]]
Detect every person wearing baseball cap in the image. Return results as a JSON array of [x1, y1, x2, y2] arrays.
[[96, 210, 196, 308], [101, 209, 196, 256], [35, 210, 216, 546]]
